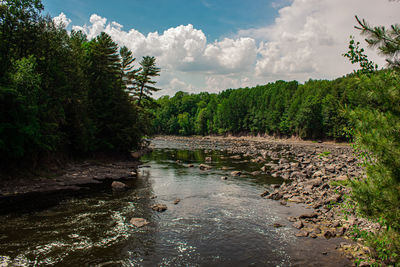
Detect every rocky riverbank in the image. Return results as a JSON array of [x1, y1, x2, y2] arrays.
[[0, 149, 153, 213], [152, 135, 376, 265]]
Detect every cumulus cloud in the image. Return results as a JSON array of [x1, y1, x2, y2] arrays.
[[53, 12, 71, 28], [242, 0, 400, 80], [61, 0, 400, 96]]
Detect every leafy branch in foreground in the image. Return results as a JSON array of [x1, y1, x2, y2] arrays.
[[355, 15, 400, 69]]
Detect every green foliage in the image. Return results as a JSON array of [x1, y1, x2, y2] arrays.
[[343, 36, 378, 74], [134, 56, 160, 106], [0, 0, 155, 168], [343, 16, 400, 265], [355, 16, 400, 69], [151, 78, 362, 140]]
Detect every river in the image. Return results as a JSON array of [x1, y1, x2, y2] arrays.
[[0, 139, 350, 266]]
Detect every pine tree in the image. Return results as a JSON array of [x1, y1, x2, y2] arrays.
[[134, 56, 160, 106], [120, 46, 140, 98]]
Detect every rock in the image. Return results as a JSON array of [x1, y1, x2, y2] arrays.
[[287, 216, 297, 222], [130, 218, 149, 228], [280, 200, 287, 206], [296, 229, 309, 237], [221, 176, 228, 180], [151, 204, 168, 212], [231, 171, 242, 176], [279, 158, 289, 164], [111, 181, 128, 191], [299, 213, 318, 219], [324, 230, 335, 239], [313, 171, 324, 177], [251, 171, 262, 176], [293, 220, 304, 229], [288, 196, 304, 203], [260, 190, 270, 197], [173, 198, 181, 205], [273, 223, 284, 228], [131, 151, 141, 159], [230, 155, 241, 160], [205, 156, 212, 162], [199, 164, 212, 170], [334, 175, 348, 181], [150, 195, 157, 199], [266, 191, 283, 200], [185, 164, 194, 168], [310, 233, 318, 238], [260, 166, 268, 172]]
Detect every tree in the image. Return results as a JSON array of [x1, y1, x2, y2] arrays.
[[120, 46, 139, 98], [355, 15, 400, 69], [135, 56, 160, 106], [344, 16, 400, 264]]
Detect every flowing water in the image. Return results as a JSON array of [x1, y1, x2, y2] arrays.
[[0, 139, 350, 266]]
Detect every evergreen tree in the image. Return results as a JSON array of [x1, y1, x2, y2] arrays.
[[135, 56, 160, 106], [120, 46, 139, 98]]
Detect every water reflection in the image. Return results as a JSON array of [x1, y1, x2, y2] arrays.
[[0, 146, 295, 266]]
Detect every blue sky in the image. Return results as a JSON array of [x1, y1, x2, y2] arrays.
[[45, 0, 400, 97], [43, 0, 284, 42]]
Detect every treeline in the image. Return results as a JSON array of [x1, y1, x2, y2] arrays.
[[0, 1, 156, 167], [152, 74, 371, 140]]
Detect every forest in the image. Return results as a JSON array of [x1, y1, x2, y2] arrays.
[[0, 0, 160, 169]]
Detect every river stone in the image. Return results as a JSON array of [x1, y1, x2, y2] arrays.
[[111, 181, 128, 191], [293, 220, 303, 229], [299, 213, 318, 219], [231, 171, 242, 176], [221, 176, 228, 180], [324, 230, 335, 239], [334, 175, 348, 181], [131, 151, 141, 159], [130, 218, 149, 228], [313, 171, 324, 177], [230, 155, 241, 160], [151, 204, 168, 212], [295, 229, 309, 237], [199, 164, 212, 170], [173, 198, 181, 205]]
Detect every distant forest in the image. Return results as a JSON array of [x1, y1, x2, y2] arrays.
[[150, 70, 389, 140]]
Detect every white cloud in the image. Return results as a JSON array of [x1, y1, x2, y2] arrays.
[[244, 0, 400, 81], [53, 12, 71, 28], [62, 0, 400, 96]]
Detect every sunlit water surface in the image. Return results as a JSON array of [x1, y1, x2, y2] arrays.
[[0, 139, 349, 266]]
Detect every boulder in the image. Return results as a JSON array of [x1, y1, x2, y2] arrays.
[[151, 204, 168, 212], [111, 181, 128, 191], [130, 218, 149, 228]]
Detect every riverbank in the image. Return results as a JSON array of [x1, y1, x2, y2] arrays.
[[0, 152, 149, 214], [152, 135, 375, 265]]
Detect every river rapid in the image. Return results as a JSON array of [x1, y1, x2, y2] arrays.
[[0, 138, 350, 266]]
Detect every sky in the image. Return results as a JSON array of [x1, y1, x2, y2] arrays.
[[43, 0, 400, 97]]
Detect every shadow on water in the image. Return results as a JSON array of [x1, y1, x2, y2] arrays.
[[0, 144, 351, 266]]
